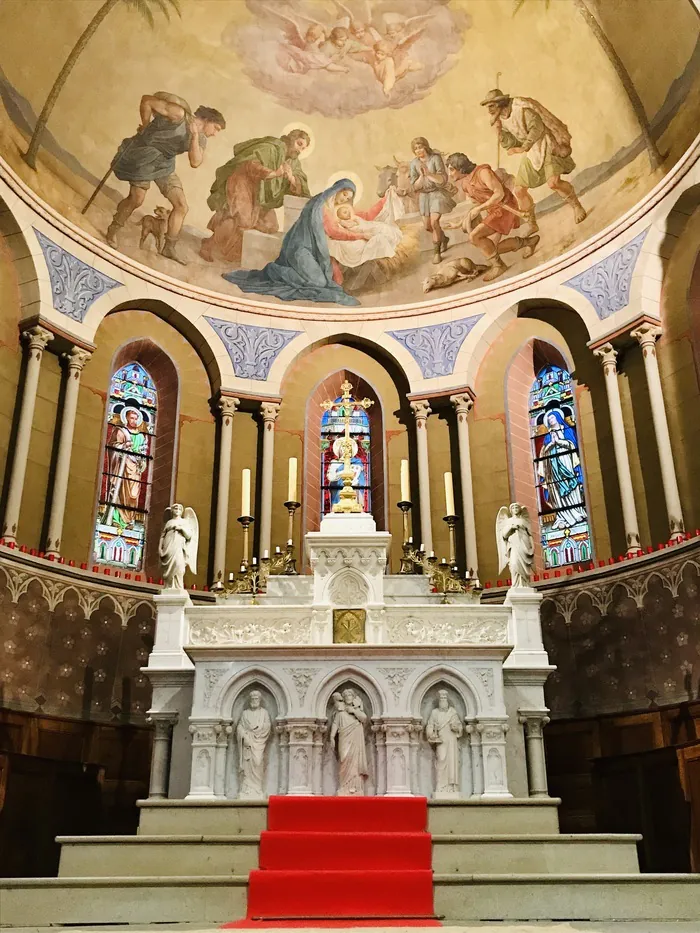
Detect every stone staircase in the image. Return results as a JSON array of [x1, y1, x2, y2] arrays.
[[1, 798, 699, 925]]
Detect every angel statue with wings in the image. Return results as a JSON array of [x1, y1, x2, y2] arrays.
[[496, 503, 534, 588], [158, 504, 198, 590]]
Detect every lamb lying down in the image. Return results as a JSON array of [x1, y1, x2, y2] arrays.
[[422, 257, 488, 293]]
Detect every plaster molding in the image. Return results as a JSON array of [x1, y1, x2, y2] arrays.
[[564, 229, 648, 320], [388, 315, 483, 378], [206, 316, 301, 380]]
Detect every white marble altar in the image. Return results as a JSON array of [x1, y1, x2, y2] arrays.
[[145, 510, 553, 801]]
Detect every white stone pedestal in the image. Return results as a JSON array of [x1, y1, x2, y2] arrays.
[[150, 591, 194, 670]]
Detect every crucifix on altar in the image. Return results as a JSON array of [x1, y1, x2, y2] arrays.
[[321, 380, 374, 514]]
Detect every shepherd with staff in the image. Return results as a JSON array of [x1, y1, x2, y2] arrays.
[[95, 92, 225, 266]]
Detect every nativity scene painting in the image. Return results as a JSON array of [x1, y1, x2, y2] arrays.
[[0, 0, 698, 310]]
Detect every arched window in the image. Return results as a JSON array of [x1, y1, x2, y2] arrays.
[[529, 364, 592, 569], [93, 362, 157, 571], [320, 393, 371, 518]]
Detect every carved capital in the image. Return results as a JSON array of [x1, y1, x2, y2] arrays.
[[147, 711, 179, 740], [592, 342, 618, 374], [260, 401, 281, 424], [518, 710, 551, 738], [217, 395, 240, 421], [631, 323, 662, 354], [410, 399, 431, 423], [62, 346, 92, 375], [450, 393, 474, 417], [22, 325, 53, 355]]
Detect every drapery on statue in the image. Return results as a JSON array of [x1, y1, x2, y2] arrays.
[[236, 690, 272, 799], [158, 504, 198, 590], [496, 502, 535, 588], [330, 688, 368, 795], [425, 689, 463, 797]]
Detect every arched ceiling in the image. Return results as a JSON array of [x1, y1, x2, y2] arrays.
[[0, 0, 699, 316]]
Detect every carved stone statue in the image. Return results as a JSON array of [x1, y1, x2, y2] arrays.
[[425, 689, 463, 797], [158, 504, 199, 590], [329, 688, 368, 796], [496, 503, 535, 588], [236, 689, 272, 798]]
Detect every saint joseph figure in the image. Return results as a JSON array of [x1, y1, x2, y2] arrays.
[[425, 690, 463, 797], [330, 689, 368, 796], [236, 690, 271, 799]]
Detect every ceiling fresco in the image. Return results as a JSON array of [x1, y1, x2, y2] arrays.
[[0, 0, 699, 313]]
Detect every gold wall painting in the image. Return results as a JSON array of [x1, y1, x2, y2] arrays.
[[1, 0, 699, 311]]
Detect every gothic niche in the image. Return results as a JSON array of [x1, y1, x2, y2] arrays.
[[323, 681, 375, 797], [418, 682, 471, 799], [228, 682, 279, 799]]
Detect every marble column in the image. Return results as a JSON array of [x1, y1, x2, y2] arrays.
[[259, 401, 281, 558], [477, 720, 510, 797], [450, 393, 478, 572], [212, 396, 239, 587], [518, 710, 550, 798], [382, 719, 413, 795], [213, 721, 233, 799], [146, 712, 178, 799], [631, 323, 685, 541], [46, 347, 92, 556], [410, 399, 433, 553], [593, 342, 642, 555], [186, 721, 220, 798], [2, 325, 53, 543]]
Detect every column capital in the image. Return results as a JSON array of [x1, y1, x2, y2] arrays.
[[22, 324, 53, 353], [147, 711, 179, 738], [517, 709, 551, 737], [217, 395, 240, 419], [410, 398, 431, 422], [62, 346, 92, 373], [592, 341, 618, 374], [631, 322, 663, 353], [260, 401, 281, 424], [450, 393, 474, 417]]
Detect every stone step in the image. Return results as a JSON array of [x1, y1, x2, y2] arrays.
[[0, 875, 248, 927], [136, 797, 562, 837], [57, 835, 259, 877], [434, 873, 700, 921], [432, 834, 641, 874]]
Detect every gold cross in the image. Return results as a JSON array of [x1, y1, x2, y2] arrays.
[[321, 381, 374, 513]]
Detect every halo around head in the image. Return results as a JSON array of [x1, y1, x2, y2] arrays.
[[281, 121, 315, 160], [332, 437, 359, 459], [121, 406, 143, 427], [327, 170, 364, 204]]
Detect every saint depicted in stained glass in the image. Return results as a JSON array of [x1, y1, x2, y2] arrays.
[[321, 395, 371, 517], [529, 365, 591, 567], [94, 363, 157, 570]]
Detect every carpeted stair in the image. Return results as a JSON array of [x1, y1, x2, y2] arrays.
[[243, 795, 437, 922]]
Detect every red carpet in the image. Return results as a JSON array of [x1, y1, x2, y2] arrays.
[[226, 796, 439, 925]]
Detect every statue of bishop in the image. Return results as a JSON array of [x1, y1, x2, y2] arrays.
[[236, 690, 271, 799]]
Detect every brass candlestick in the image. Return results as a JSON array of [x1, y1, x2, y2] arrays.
[[443, 514, 459, 565], [398, 500, 416, 574], [283, 500, 300, 574], [237, 515, 254, 568]]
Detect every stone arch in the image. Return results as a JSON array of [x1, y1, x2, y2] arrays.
[[325, 567, 370, 608], [408, 665, 480, 719], [0, 198, 49, 321], [311, 665, 387, 719], [218, 666, 291, 720]]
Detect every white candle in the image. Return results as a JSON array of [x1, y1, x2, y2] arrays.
[[275, 545, 281, 554], [400, 459, 410, 501], [444, 472, 455, 516], [241, 468, 251, 516], [228, 571, 234, 583], [263, 550, 269, 559], [288, 457, 298, 502]]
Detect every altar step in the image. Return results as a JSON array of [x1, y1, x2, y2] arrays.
[[55, 831, 642, 877], [136, 796, 562, 836]]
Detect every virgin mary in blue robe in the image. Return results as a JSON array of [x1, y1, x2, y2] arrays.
[[223, 178, 360, 307]]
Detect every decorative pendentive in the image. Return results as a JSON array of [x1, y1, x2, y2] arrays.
[[34, 229, 122, 322], [378, 667, 413, 702], [563, 229, 648, 320], [285, 668, 317, 704], [387, 314, 483, 379], [205, 317, 301, 380]]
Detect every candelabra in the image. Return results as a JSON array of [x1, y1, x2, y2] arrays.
[[237, 514, 254, 568], [283, 500, 301, 575], [397, 500, 415, 574]]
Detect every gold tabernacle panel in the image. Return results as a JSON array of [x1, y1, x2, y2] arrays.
[[333, 609, 366, 644]]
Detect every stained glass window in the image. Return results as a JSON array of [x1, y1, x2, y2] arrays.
[[321, 395, 371, 517], [529, 364, 592, 568], [93, 362, 157, 571]]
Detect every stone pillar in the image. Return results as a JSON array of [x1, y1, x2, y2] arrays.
[[631, 323, 685, 541], [2, 325, 53, 543], [311, 720, 327, 795], [146, 711, 178, 799], [410, 399, 433, 552], [382, 719, 413, 795], [186, 721, 220, 798], [213, 721, 233, 799], [285, 721, 315, 795], [212, 396, 239, 587], [477, 720, 511, 798], [450, 393, 478, 572], [408, 720, 422, 795], [372, 721, 387, 796], [465, 722, 483, 797], [45, 347, 92, 556], [518, 709, 551, 798], [259, 401, 281, 558], [593, 342, 642, 555], [276, 720, 290, 794]]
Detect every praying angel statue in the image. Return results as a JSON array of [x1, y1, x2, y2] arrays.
[[496, 503, 534, 588], [158, 504, 199, 590]]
